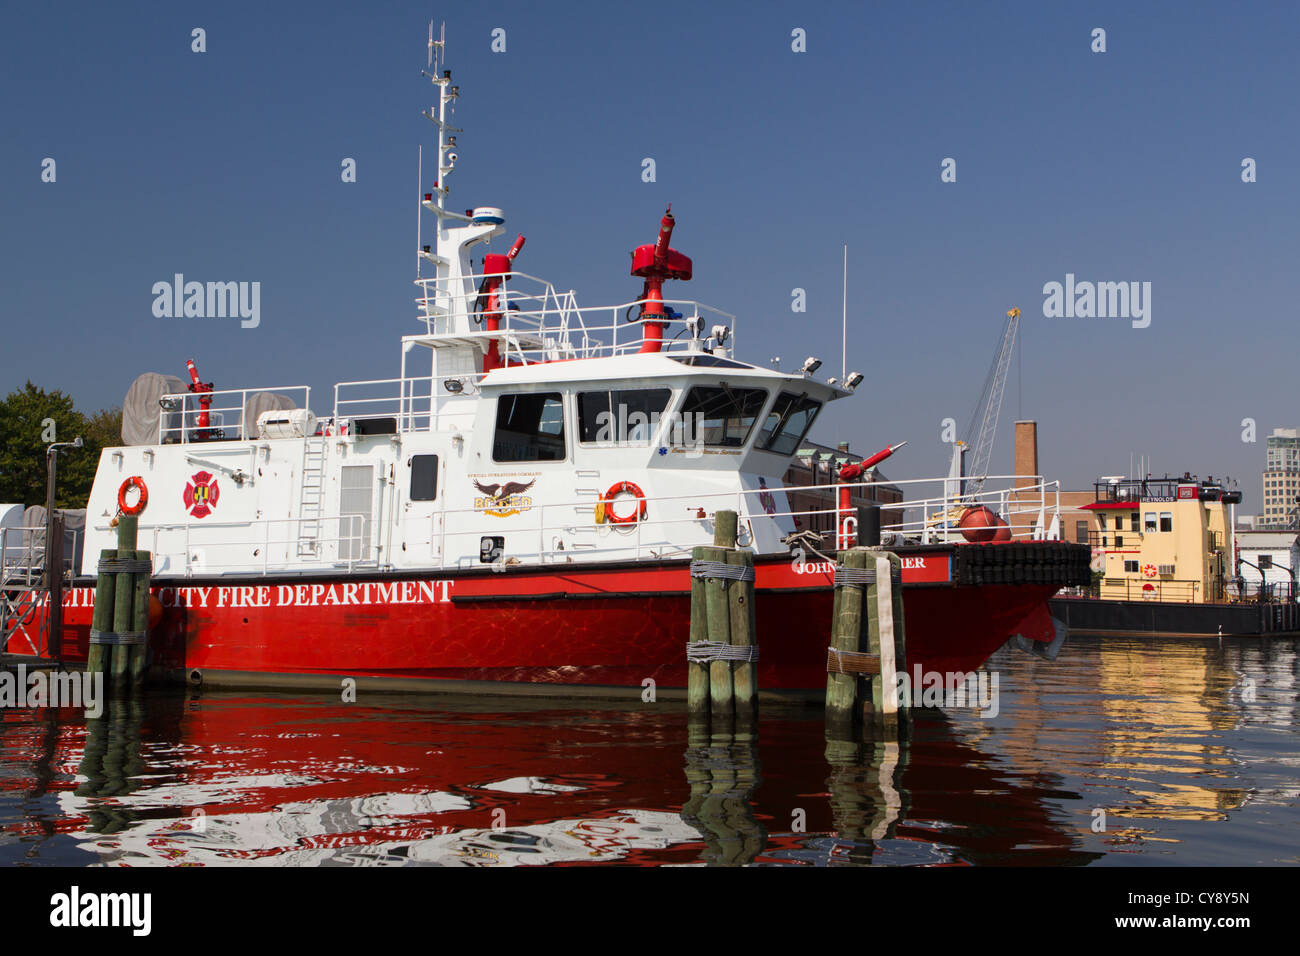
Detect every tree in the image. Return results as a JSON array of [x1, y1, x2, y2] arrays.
[[0, 382, 107, 509], [83, 406, 123, 455]]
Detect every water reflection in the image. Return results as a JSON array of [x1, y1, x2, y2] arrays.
[[0, 636, 1296, 866], [681, 719, 765, 865]]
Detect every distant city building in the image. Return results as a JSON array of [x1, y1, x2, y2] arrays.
[[1235, 529, 1298, 603], [1261, 427, 1300, 529]]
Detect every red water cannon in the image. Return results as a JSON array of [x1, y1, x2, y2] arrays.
[[477, 234, 526, 372], [838, 441, 907, 546], [185, 358, 215, 441], [630, 205, 692, 353]]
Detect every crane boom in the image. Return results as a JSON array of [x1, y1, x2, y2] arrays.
[[964, 307, 1019, 497]]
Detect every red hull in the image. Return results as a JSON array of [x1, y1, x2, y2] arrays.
[[9, 551, 1063, 694]]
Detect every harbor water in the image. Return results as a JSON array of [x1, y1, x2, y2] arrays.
[[1, 635, 1296, 867]]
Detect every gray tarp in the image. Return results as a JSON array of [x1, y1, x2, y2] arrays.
[[122, 373, 188, 445], [20, 506, 85, 572], [243, 392, 296, 439]]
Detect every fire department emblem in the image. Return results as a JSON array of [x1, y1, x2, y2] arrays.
[[183, 470, 220, 519]]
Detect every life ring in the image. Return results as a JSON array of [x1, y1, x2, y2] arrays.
[[1141, 563, 1159, 579], [118, 476, 148, 515], [596, 481, 647, 524]]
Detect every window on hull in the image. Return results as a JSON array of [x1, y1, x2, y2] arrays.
[[493, 392, 566, 462]]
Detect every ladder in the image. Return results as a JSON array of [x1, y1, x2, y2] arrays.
[[298, 436, 327, 556], [1, 564, 46, 658]]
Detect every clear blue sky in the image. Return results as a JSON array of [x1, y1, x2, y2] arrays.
[[2, 1, 1295, 501]]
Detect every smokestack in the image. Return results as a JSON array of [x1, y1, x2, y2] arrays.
[[1014, 421, 1038, 490]]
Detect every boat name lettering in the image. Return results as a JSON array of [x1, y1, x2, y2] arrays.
[[152, 581, 455, 609]]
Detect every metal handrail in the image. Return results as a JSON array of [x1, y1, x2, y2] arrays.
[[158, 385, 313, 444], [74, 475, 1062, 577]]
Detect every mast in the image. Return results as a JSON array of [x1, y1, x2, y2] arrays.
[[411, 25, 505, 344]]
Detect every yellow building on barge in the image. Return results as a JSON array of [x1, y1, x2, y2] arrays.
[[1051, 474, 1300, 637], [1086, 475, 1238, 604]]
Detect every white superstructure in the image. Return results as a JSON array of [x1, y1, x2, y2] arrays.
[[80, 29, 1062, 580]]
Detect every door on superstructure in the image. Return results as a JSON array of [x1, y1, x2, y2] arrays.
[[401, 453, 444, 566], [338, 463, 378, 565]]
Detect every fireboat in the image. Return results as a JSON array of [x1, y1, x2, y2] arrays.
[[3, 29, 1089, 696]]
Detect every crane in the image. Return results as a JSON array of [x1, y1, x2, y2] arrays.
[[961, 307, 1020, 498]]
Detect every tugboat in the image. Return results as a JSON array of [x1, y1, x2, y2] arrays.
[[1051, 473, 1300, 637], [4, 30, 1088, 695]]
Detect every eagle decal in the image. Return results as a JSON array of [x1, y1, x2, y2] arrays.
[[472, 477, 537, 517], [473, 478, 536, 502]]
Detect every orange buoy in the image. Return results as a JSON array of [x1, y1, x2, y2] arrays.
[[958, 506, 1002, 543]]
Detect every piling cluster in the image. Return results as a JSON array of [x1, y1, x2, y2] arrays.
[[687, 510, 758, 723], [825, 547, 909, 733], [87, 514, 152, 689]]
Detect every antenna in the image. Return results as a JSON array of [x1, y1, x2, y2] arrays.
[[416, 144, 422, 278], [841, 244, 847, 381]]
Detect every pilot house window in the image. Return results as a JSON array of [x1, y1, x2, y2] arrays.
[[756, 392, 823, 456], [577, 388, 672, 444], [676, 386, 768, 448], [493, 392, 566, 462]]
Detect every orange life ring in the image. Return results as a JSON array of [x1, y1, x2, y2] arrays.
[[118, 476, 148, 515], [597, 480, 647, 524], [1141, 563, 1158, 579]]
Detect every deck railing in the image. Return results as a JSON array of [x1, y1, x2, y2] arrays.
[[157, 385, 314, 444], [79, 515, 373, 578], [1, 525, 82, 586], [70, 474, 1059, 578], [414, 269, 739, 363]]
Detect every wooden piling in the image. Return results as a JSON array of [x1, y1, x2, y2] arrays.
[[888, 551, 908, 721], [826, 548, 866, 727], [826, 547, 909, 733], [700, 544, 733, 718], [686, 510, 757, 721], [725, 547, 756, 722], [863, 550, 905, 732], [109, 516, 138, 686], [713, 510, 738, 551], [86, 548, 116, 677], [129, 549, 151, 684], [687, 546, 711, 716]]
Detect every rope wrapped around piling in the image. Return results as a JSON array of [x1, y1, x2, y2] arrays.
[[97, 558, 153, 574], [826, 646, 881, 675], [833, 565, 899, 586], [687, 640, 759, 663], [88, 629, 147, 646], [689, 559, 755, 582]]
